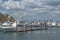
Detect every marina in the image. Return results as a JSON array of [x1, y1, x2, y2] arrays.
[[0, 13, 60, 32], [0, 0, 60, 40], [0, 11, 60, 32], [0, 9, 60, 32], [0, 20, 60, 32], [0, 21, 48, 32]]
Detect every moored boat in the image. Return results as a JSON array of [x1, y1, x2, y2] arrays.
[[1, 21, 17, 32]]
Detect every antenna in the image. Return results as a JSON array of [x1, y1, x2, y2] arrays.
[[18, 11, 24, 21], [17, 11, 24, 25]]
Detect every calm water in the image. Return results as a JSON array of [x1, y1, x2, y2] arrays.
[[1, 27, 60, 40]]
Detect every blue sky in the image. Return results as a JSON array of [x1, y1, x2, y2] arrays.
[[0, 0, 60, 21]]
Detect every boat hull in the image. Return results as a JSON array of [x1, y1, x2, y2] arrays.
[[2, 27, 16, 32]]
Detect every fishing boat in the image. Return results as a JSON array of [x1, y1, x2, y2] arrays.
[[1, 21, 17, 32]]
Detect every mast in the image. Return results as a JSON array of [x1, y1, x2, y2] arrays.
[[18, 11, 24, 25]]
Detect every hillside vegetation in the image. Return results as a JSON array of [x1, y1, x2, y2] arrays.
[[0, 13, 15, 22]]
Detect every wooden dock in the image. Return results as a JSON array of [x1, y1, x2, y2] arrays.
[[13, 27, 48, 32]]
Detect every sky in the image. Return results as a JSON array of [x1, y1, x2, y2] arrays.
[[0, 0, 60, 21]]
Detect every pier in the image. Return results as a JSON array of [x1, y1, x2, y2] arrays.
[[2, 20, 60, 32], [15, 25, 48, 32]]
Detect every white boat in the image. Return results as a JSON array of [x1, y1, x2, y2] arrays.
[[1, 21, 17, 32]]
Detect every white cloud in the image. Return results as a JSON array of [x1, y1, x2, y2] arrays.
[[2, 0, 21, 9], [0, 0, 60, 15], [1, 0, 44, 9], [1, 0, 60, 21]]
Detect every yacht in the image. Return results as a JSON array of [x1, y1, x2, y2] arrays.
[[1, 21, 17, 32]]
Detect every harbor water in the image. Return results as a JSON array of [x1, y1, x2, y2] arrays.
[[0, 27, 60, 40]]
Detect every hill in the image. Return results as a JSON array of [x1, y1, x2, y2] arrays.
[[0, 13, 15, 22]]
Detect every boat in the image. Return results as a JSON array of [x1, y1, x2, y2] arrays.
[[1, 21, 17, 32]]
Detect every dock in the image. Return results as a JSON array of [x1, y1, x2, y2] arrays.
[[15, 27, 48, 32], [1, 21, 60, 32], [1, 19, 60, 32]]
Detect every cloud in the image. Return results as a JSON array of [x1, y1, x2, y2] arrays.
[[0, 0, 60, 21], [0, 0, 60, 19], [41, 0, 60, 6], [0, 0, 3, 5], [1, 0, 21, 9], [0, 0, 44, 9]]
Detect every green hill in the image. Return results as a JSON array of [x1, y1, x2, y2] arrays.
[[0, 13, 15, 22]]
